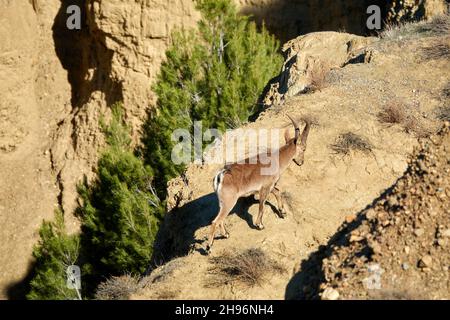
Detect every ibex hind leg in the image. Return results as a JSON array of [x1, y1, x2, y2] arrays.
[[206, 199, 236, 254], [220, 221, 229, 239]]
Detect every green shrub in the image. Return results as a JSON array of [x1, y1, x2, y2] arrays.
[[27, 210, 81, 300], [142, 0, 283, 195], [77, 104, 164, 291]]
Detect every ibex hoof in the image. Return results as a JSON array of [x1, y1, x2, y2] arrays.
[[205, 245, 211, 255], [255, 223, 265, 230], [223, 233, 230, 239], [279, 210, 287, 219]]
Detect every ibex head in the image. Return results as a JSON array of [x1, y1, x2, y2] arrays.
[[285, 115, 311, 166]]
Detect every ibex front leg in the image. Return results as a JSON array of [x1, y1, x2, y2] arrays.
[[271, 186, 287, 218], [255, 186, 271, 230]]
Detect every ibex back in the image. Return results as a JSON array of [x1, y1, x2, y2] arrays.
[[206, 115, 311, 253]]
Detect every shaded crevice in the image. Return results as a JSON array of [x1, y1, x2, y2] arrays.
[[240, 0, 389, 43], [55, 170, 65, 212], [51, 0, 124, 213], [52, 0, 123, 109]]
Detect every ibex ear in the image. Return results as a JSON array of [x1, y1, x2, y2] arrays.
[[284, 128, 291, 143]]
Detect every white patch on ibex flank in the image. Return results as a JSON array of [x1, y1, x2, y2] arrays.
[[213, 169, 226, 194]]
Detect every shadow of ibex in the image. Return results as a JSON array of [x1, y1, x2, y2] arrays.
[[150, 192, 274, 264]]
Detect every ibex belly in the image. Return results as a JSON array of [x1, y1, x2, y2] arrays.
[[237, 176, 278, 198]]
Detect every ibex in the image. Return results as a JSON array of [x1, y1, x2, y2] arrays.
[[206, 116, 311, 253]]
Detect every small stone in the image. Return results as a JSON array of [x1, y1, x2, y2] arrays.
[[322, 287, 340, 300], [414, 228, 424, 237], [441, 229, 450, 238], [345, 214, 356, 223], [418, 255, 433, 268], [402, 262, 409, 270], [370, 241, 382, 254], [366, 210, 376, 220], [437, 239, 446, 247], [350, 235, 364, 243], [388, 197, 398, 207], [437, 193, 446, 201], [404, 246, 410, 255], [418, 162, 428, 172]]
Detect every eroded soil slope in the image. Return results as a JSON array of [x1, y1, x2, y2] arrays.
[[132, 27, 449, 299], [315, 123, 449, 300]]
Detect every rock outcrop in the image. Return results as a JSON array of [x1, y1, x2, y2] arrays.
[[262, 32, 376, 106]]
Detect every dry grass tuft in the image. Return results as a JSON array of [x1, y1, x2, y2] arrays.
[[377, 101, 407, 124], [207, 248, 284, 287], [330, 132, 373, 156], [420, 38, 450, 60], [379, 14, 450, 40], [420, 14, 450, 36], [95, 274, 141, 300], [378, 101, 431, 137], [402, 117, 432, 138], [381, 14, 450, 40], [380, 21, 421, 40], [443, 82, 450, 99], [437, 105, 450, 122]]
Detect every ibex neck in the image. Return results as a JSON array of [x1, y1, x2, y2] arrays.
[[278, 141, 296, 172]]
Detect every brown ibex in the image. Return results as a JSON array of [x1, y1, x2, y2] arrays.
[[206, 116, 311, 253]]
